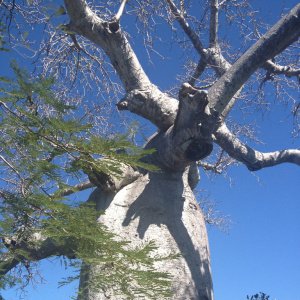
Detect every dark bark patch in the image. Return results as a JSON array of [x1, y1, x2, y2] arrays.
[[185, 140, 213, 161]]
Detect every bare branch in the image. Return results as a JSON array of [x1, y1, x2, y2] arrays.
[[200, 197, 231, 231], [215, 124, 300, 171], [208, 3, 300, 119], [83, 163, 141, 192], [114, 0, 128, 23], [166, 0, 230, 77], [165, 0, 205, 55], [0, 233, 76, 276], [59, 181, 94, 197], [180, 0, 185, 15], [69, 33, 82, 51], [64, 0, 185, 131], [197, 149, 236, 174], [117, 87, 178, 130], [197, 161, 222, 174], [64, 0, 152, 92], [209, 0, 219, 47], [188, 58, 207, 86], [263, 60, 300, 78], [218, 0, 228, 6]]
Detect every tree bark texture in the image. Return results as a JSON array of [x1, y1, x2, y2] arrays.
[[0, 1, 299, 298], [62, 1, 300, 299], [78, 170, 213, 300]]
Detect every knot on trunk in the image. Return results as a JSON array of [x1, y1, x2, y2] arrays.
[[175, 83, 212, 138], [141, 83, 218, 171], [173, 83, 215, 163]]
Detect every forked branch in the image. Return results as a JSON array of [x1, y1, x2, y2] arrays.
[[166, 0, 205, 55], [64, 0, 152, 92], [263, 60, 300, 78], [166, 0, 231, 76], [208, 3, 300, 118], [215, 124, 300, 171]]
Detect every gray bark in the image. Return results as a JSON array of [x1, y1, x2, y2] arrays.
[[63, 2, 216, 295], [62, 1, 300, 299], [0, 232, 75, 275], [79, 170, 213, 300], [215, 124, 300, 171], [0, 1, 298, 298], [207, 3, 300, 119]]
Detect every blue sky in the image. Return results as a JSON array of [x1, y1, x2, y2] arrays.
[[1, 0, 299, 299]]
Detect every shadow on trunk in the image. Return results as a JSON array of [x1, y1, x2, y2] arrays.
[[122, 172, 212, 299], [80, 170, 213, 299]]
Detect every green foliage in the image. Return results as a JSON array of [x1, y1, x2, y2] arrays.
[[44, 203, 173, 299], [0, 65, 171, 299], [0, 62, 155, 195]]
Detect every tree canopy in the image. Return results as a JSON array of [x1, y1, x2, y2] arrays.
[[0, 0, 299, 299]]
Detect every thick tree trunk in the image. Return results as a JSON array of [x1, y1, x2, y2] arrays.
[[78, 170, 213, 300]]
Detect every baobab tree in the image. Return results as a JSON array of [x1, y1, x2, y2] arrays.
[[0, 0, 299, 299]]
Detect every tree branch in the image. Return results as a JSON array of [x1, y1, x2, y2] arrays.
[[214, 124, 300, 171], [117, 87, 179, 131], [209, 0, 219, 48], [197, 161, 222, 174], [0, 167, 140, 276], [63, 1, 300, 173], [165, 0, 205, 55], [197, 149, 236, 174], [64, 0, 152, 92], [0, 233, 76, 276], [59, 181, 94, 197], [166, 0, 230, 76], [64, 0, 181, 131], [0, 254, 19, 276], [188, 58, 207, 86], [114, 0, 128, 23], [208, 3, 300, 119], [263, 60, 300, 78]]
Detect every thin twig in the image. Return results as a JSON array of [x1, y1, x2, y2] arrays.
[[0, 154, 22, 180], [197, 161, 222, 174]]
